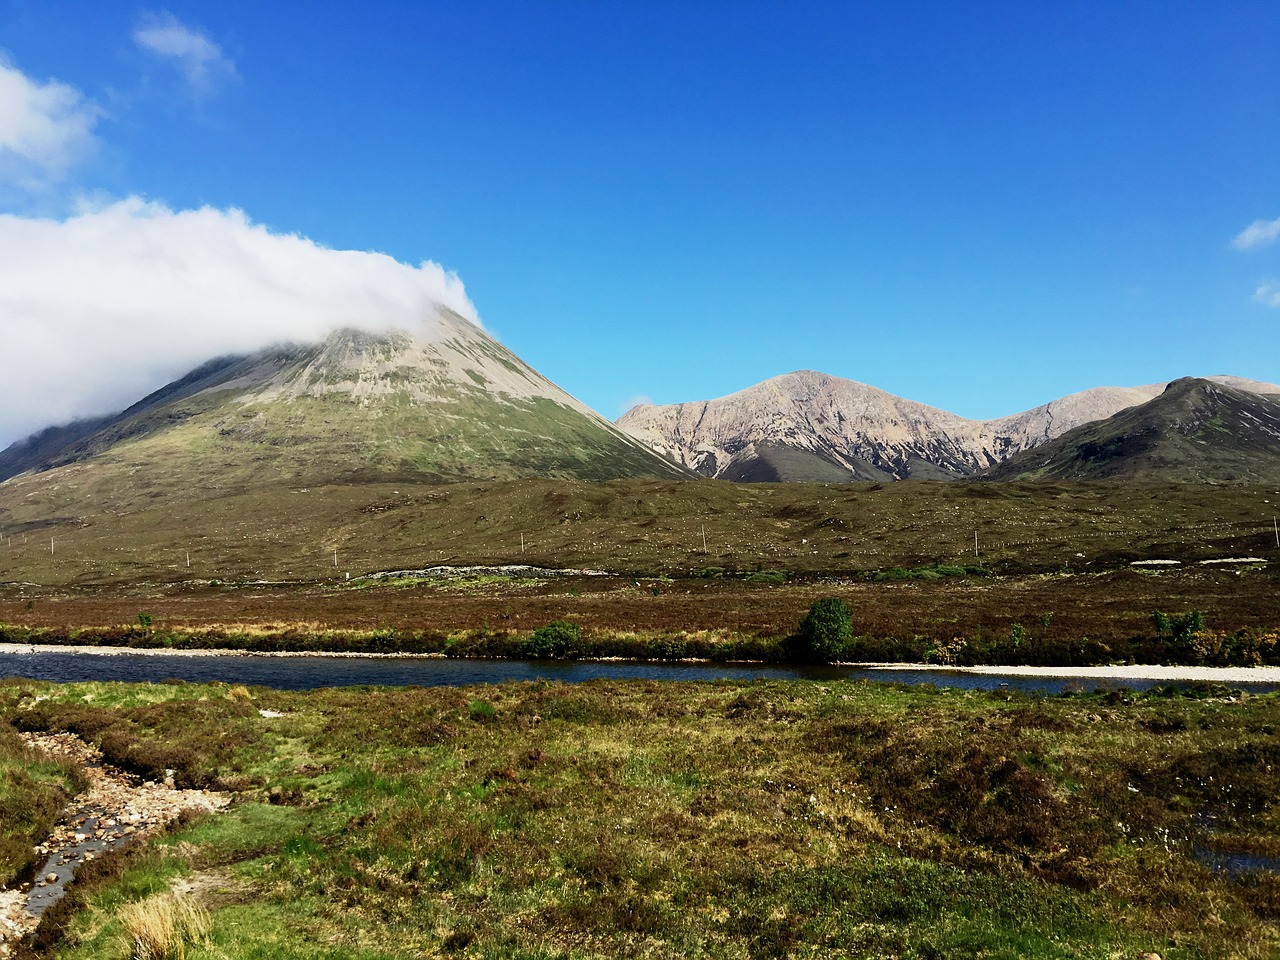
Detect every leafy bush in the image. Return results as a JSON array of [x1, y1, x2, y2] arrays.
[[1152, 609, 1207, 663], [521, 620, 581, 659], [874, 567, 912, 582], [1152, 609, 1203, 642], [745, 569, 788, 584], [792, 598, 852, 662], [874, 564, 988, 582]]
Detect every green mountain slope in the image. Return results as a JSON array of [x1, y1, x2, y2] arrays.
[[0, 311, 691, 507], [980, 378, 1280, 482]]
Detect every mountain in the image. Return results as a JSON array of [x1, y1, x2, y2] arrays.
[[979, 378, 1280, 482], [0, 307, 691, 494], [616, 371, 1280, 482]]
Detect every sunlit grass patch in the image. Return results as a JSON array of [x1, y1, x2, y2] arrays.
[[118, 892, 211, 960]]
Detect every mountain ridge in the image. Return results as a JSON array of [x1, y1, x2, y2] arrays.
[[980, 377, 1280, 482], [617, 370, 1280, 481]]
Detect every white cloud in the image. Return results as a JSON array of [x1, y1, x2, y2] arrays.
[[1253, 282, 1280, 308], [620, 395, 654, 416], [1232, 217, 1280, 251], [133, 12, 237, 94], [0, 198, 478, 446], [0, 57, 99, 189]]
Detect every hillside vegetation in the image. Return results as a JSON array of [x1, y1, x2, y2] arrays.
[[984, 379, 1280, 483], [2, 478, 1277, 588]]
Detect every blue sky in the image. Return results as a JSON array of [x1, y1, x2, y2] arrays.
[[1, 0, 1278, 446]]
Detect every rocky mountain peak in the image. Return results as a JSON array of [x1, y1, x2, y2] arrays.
[[618, 371, 1280, 482]]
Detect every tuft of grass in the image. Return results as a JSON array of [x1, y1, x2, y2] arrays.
[[118, 893, 211, 960]]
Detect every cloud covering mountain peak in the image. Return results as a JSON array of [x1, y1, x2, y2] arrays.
[[0, 198, 477, 446]]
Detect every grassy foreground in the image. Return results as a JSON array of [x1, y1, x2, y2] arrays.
[[2, 678, 1279, 958]]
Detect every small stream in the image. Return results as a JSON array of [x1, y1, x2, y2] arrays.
[[0, 733, 228, 954], [23, 809, 133, 919], [1193, 848, 1280, 878], [3, 649, 1280, 694]]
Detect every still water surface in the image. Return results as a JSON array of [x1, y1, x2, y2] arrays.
[[5, 649, 1280, 695]]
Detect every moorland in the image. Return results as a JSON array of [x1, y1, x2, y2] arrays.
[[2, 676, 1279, 959], [2, 480, 1278, 665]]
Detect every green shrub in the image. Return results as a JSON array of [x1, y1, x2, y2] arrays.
[[651, 635, 688, 660], [522, 620, 581, 659], [792, 598, 852, 662], [874, 567, 912, 582], [1153, 609, 1207, 662], [746, 569, 788, 584]]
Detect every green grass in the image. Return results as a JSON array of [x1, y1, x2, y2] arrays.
[[3, 678, 1279, 957]]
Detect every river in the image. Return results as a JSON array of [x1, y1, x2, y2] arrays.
[[3, 648, 1280, 694]]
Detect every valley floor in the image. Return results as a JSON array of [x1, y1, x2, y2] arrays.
[[2, 566, 1278, 668]]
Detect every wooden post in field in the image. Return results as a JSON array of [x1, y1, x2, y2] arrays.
[[186, 551, 191, 568], [521, 533, 525, 554], [1274, 517, 1278, 548], [333, 549, 339, 568], [702, 525, 708, 554], [974, 530, 979, 558], [50, 536, 54, 556]]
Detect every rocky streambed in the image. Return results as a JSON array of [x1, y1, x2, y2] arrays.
[[0, 733, 229, 954]]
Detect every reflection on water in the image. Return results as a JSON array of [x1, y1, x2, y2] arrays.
[[3, 650, 1280, 695], [1194, 848, 1280, 878]]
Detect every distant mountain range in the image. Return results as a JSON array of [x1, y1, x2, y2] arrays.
[[4, 309, 1279, 498], [616, 372, 1280, 482]]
